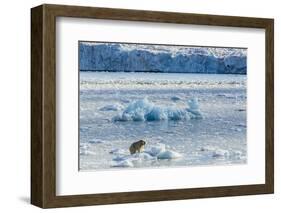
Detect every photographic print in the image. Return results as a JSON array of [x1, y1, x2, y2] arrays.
[[79, 41, 247, 171], [31, 5, 274, 207]]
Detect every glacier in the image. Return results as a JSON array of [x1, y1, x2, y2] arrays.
[[79, 42, 247, 74]]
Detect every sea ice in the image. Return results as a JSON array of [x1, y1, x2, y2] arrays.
[[157, 150, 182, 159], [99, 103, 123, 111], [145, 143, 182, 159], [200, 146, 243, 159], [111, 152, 157, 168], [200, 146, 216, 152], [171, 96, 181, 101], [186, 98, 203, 119], [80, 143, 95, 155], [113, 98, 202, 122], [109, 148, 127, 155], [212, 149, 230, 158], [109, 143, 181, 168], [231, 150, 243, 159], [145, 143, 166, 156], [112, 155, 127, 161], [111, 160, 134, 168], [80, 149, 95, 156], [230, 127, 242, 132], [131, 152, 157, 161], [235, 123, 246, 128], [89, 139, 105, 144], [113, 153, 156, 162], [79, 71, 247, 170]]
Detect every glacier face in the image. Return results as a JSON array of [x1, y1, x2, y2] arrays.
[[79, 42, 247, 74]]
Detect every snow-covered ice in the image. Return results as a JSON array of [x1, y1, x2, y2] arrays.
[[145, 143, 166, 156], [99, 103, 123, 111], [109, 143, 181, 168], [111, 160, 134, 168], [157, 150, 182, 159], [171, 96, 181, 101]]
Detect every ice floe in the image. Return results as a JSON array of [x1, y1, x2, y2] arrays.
[[235, 123, 246, 128], [236, 109, 246, 112], [110, 143, 182, 168], [99, 103, 123, 111], [111, 160, 134, 168], [212, 149, 230, 158], [113, 98, 203, 122], [89, 139, 105, 144], [80, 144, 95, 155], [145, 143, 166, 156], [109, 148, 127, 155], [186, 98, 203, 119], [171, 96, 181, 101], [157, 150, 182, 159], [200, 146, 216, 152], [200, 146, 243, 159]]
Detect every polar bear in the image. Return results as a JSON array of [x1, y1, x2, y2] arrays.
[[129, 140, 146, 154]]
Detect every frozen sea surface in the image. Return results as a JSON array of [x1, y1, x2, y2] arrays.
[[79, 72, 247, 171]]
